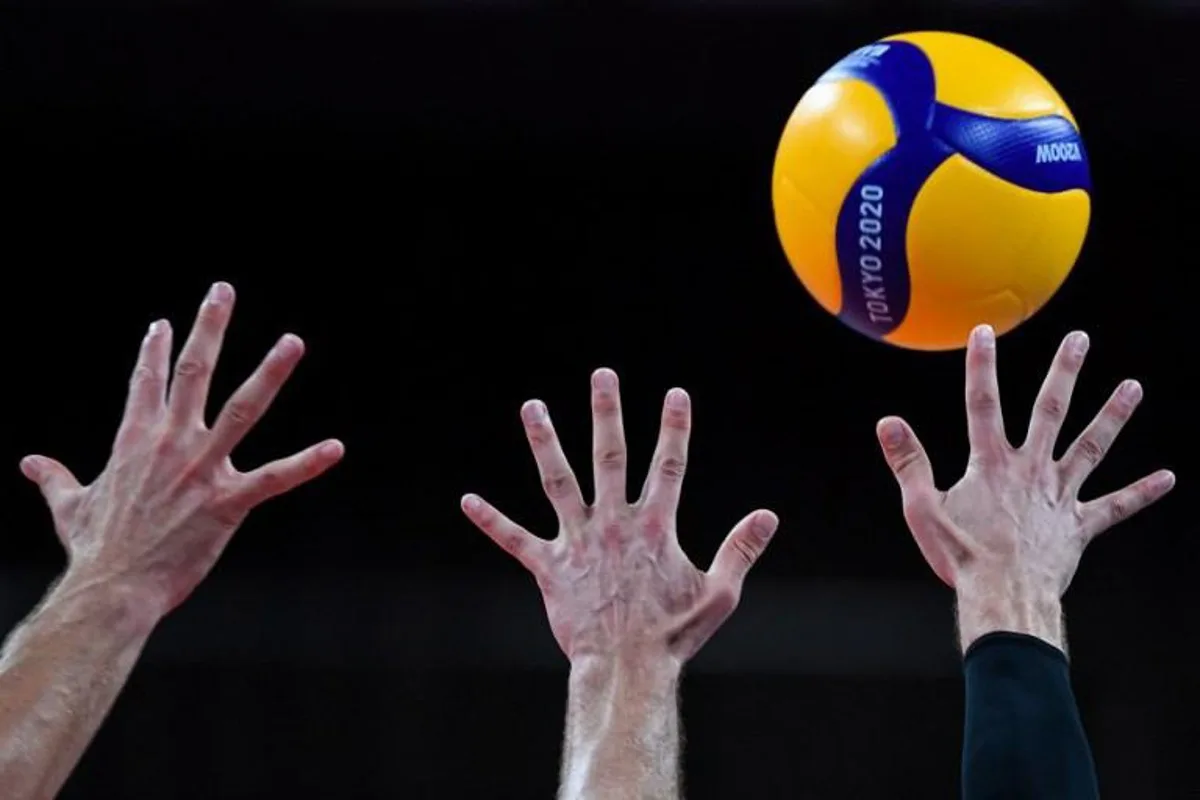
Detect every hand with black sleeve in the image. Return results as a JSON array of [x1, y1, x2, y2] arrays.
[[875, 324, 1174, 799]]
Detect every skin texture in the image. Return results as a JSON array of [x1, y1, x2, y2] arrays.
[[462, 369, 778, 800], [876, 324, 1174, 651], [0, 283, 343, 800]]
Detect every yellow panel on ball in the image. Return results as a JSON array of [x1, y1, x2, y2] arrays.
[[890, 154, 1091, 350], [772, 79, 897, 316], [771, 32, 1091, 349]]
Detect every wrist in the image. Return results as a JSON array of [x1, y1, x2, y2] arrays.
[[569, 648, 681, 697], [54, 564, 167, 638], [955, 574, 1064, 654]]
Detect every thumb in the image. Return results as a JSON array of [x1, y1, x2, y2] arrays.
[[708, 509, 779, 589], [20, 456, 82, 513], [876, 417, 936, 497]]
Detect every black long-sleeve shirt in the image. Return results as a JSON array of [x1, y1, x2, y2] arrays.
[[962, 632, 1100, 800]]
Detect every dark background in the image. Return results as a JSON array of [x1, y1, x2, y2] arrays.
[[1, 2, 1196, 798]]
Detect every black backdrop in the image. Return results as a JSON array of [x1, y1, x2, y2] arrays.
[[1, 4, 1197, 798]]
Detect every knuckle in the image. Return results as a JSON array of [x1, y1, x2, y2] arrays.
[[967, 388, 999, 414], [223, 399, 261, 428], [541, 473, 575, 499], [641, 515, 669, 540], [129, 364, 159, 387], [1060, 348, 1085, 372], [592, 394, 620, 417], [1036, 394, 1067, 420], [525, 420, 555, 447], [890, 448, 922, 475], [501, 533, 528, 558], [732, 534, 762, 567], [472, 504, 495, 527], [197, 302, 225, 328], [663, 407, 689, 430], [596, 448, 626, 471], [173, 357, 211, 381], [658, 456, 687, 481], [1108, 496, 1131, 522], [152, 435, 179, 459], [252, 468, 286, 497], [1111, 395, 1138, 420], [1074, 436, 1106, 466]]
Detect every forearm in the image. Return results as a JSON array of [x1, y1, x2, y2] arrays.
[[958, 589, 1099, 800], [0, 569, 159, 800], [560, 652, 681, 800]]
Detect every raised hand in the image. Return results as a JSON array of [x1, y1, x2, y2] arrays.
[[876, 324, 1174, 650], [21, 282, 345, 617], [0, 282, 342, 800], [462, 369, 776, 799], [461, 368, 778, 665]]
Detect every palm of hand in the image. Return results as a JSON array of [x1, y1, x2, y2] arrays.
[[880, 326, 1174, 598], [22, 283, 343, 616], [463, 370, 777, 664]]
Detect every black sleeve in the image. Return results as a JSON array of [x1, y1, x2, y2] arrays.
[[961, 631, 1100, 800]]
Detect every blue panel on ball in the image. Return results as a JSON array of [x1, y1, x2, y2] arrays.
[[819, 40, 935, 137], [821, 40, 951, 339], [931, 106, 1091, 194]]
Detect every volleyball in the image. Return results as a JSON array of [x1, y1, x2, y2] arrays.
[[772, 31, 1091, 350]]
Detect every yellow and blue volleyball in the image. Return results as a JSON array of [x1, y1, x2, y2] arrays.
[[772, 32, 1090, 350]]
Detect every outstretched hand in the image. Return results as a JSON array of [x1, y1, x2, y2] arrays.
[[876, 325, 1173, 648], [462, 369, 778, 666], [21, 282, 344, 619]]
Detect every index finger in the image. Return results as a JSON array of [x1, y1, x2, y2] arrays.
[[168, 282, 235, 426], [964, 324, 1006, 457], [522, 400, 587, 526]]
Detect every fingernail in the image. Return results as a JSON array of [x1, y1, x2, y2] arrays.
[[879, 419, 904, 446], [462, 494, 481, 511], [277, 333, 304, 356], [318, 440, 344, 459], [666, 388, 689, 410], [521, 400, 547, 423], [145, 319, 163, 340], [1157, 470, 1176, 491], [1119, 379, 1142, 402], [973, 325, 995, 348], [751, 511, 779, 538], [1069, 331, 1090, 356], [208, 282, 233, 304], [19, 456, 39, 477], [592, 369, 617, 391]]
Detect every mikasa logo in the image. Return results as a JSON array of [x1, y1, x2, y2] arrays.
[[1035, 142, 1083, 164]]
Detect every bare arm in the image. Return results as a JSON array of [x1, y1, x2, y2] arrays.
[[462, 370, 778, 800], [0, 282, 342, 798], [560, 654, 681, 800], [0, 573, 159, 799]]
